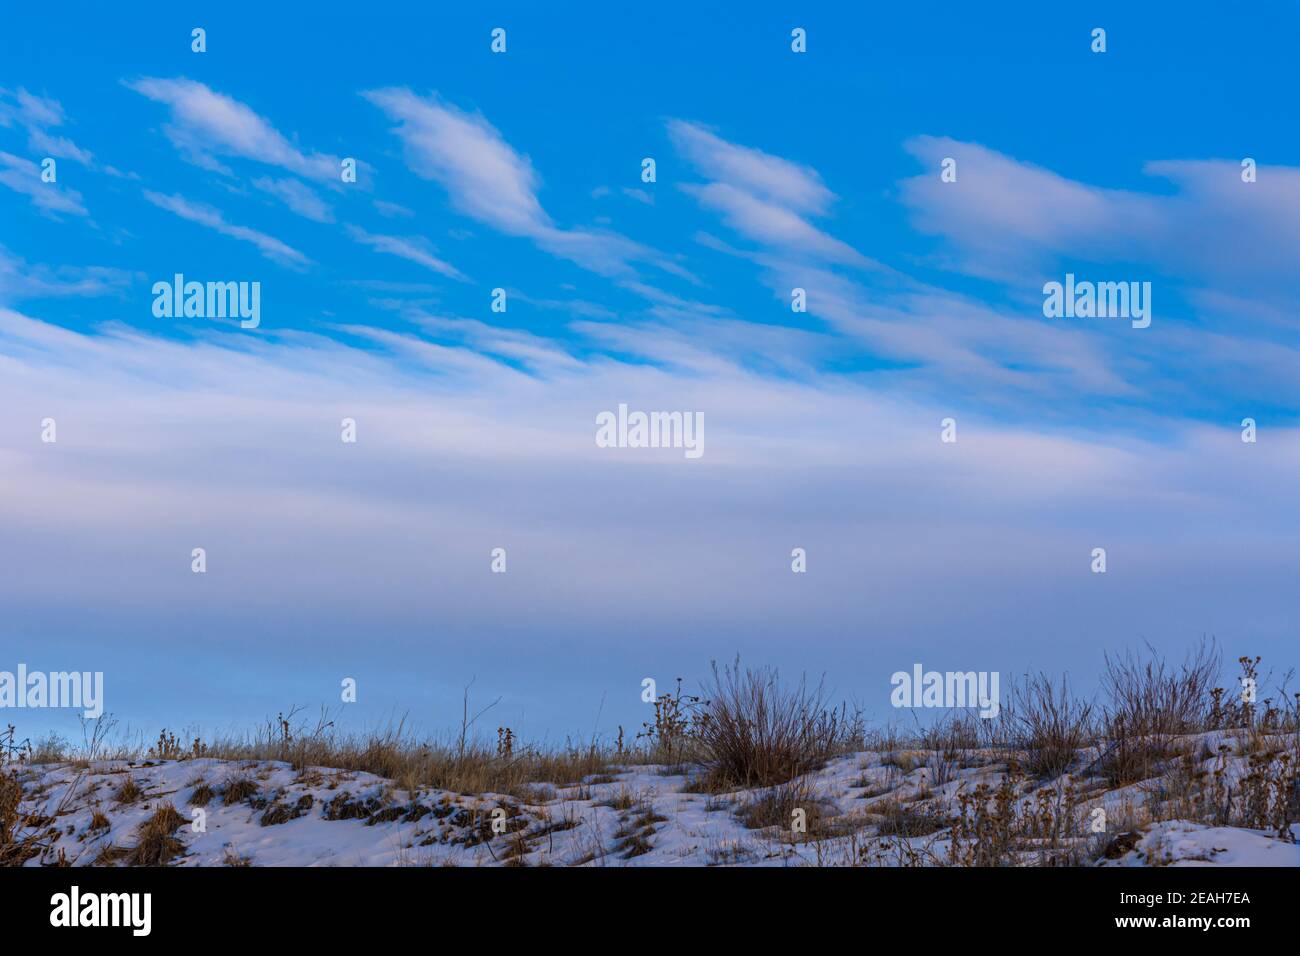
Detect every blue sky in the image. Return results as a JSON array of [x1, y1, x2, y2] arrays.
[[2, 2, 1298, 745]]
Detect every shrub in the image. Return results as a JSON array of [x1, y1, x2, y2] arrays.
[[1098, 640, 1218, 787], [1011, 672, 1094, 778], [113, 775, 143, 805], [0, 771, 40, 866], [126, 804, 186, 866], [221, 775, 259, 805], [694, 658, 851, 789]]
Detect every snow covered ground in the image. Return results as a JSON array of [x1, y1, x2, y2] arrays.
[[1095, 820, 1300, 867], [7, 738, 1298, 867]]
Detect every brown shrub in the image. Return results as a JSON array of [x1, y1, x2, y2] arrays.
[[1010, 672, 1094, 778], [694, 658, 852, 789], [221, 776, 259, 805], [113, 775, 143, 805], [0, 771, 40, 866], [127, 804, 186, 866]]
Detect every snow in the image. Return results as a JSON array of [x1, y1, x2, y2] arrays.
[[7, 737, 1297, 866], [1097, 820, 1300, 868]]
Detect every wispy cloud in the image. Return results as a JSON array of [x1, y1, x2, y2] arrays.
[[127, 77, 342, 181], [668, 119, 833, 215], [900, 136, 1300, 292], [1, 88, 66, 127], [670, 119, 878, 269], [681, 181, 871, 267], [143, 190, 312, 268], [347, 226, 467, 281], [0, 88, 95, 165], [252, 176, 334, 223], [362, 88, 544, 232], [373, 199, 415, 219], [393, 309, 586, 374], [363, 88, 669, 278], [0, 151, 87, 216], [669, 125, 1166, 405], [0, 246, 138, 302]]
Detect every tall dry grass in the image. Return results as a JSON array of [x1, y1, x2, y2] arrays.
[[1008, 672, 1094, 779], [692, 658, 861, 790], [1098, 639, 1219, 787]]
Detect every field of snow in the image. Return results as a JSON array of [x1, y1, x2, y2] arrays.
[[1096, 820, 1300, 867], [8, 733, 1298, 867]]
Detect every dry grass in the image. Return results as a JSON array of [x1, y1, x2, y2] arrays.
[[872, 798, 949, 838], [113, 775, 143, 805], [596, 787, 637, 811], [211, 728, 612, 800], [126, 804, 186, 866], [0, 771, 40, 866], [736, 778, 837, 838], [611, 797, 668, 858], [1098, 640, 1218, 787], [93, 843, 130, 866], [188, 782, 215, 807], [693, 658, 860, 790], [221, 775, 259, 805], [1009, 672, 1094, 779]]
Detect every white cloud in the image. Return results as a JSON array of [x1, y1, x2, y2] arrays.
[[669, 126, 1189, 403], [354, 309, 586, 375], [143, 190, 312, 268], [9, 89, 65, 126], [362, 88, 548, 233], [0, 151, 87, 216], [681, 181, 872, 267], [347, 226, 467, 281], [900, 136, 1300, 289], [373, 199, 415, 219], [0, 88, 96, 165], [26, 126, 94, 165], [252, 176, 334, 222], [127, 77, 341, 181], [671, 119, 879, 269], [0, 247, 137, 302], [363, 88, 668, 278], [668, 120, 833, 215]]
